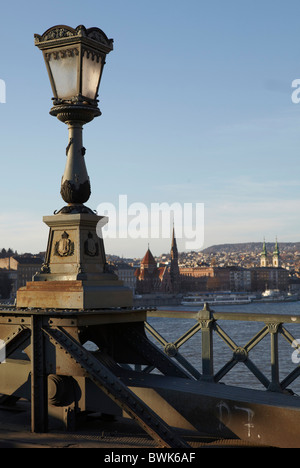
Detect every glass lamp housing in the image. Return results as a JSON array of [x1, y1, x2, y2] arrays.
[[34, 25, 113, 105], [82, 50, 103, 101], [48, 49, 78, 100]]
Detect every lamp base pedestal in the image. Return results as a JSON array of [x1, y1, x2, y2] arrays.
[[16, 210, 133, 310], [16, 280, 132, 309]]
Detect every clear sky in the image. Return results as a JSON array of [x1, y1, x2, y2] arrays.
[[1, 0, 300, 258]]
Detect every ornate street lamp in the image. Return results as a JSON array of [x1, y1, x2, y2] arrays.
[[34, 25, 113, 210], [17, 25, 132, 310]]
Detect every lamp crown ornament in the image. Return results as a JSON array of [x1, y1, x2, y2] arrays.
[[34, 24, 114, 50]]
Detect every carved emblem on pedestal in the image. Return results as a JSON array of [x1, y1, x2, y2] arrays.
[[84, 232, 99, 257], [54, 231, 74, 257]]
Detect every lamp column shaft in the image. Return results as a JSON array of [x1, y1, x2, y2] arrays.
[[60, 122, 91, 205]]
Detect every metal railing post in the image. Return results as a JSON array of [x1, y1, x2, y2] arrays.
[[198, 304, 214, 382], [147, 308, 300, 393], [267, 323, 281, 392]]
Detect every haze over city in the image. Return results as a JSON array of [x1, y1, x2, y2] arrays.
[[1, 0, 300, 258]]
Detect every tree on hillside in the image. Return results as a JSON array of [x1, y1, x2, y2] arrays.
[[0, 248, 17, 258]]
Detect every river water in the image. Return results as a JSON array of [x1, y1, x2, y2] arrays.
[[146, 301, 300, 394]]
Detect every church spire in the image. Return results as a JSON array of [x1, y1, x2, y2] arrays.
[[273, 237, 280, 268], [260, 238, 268, 267], [170, 224, 178, 260], [170, 225, 180, 292], [273, 237, 280, 255]]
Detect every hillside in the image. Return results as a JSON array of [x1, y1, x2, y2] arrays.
[[201, 242, 300, 254]]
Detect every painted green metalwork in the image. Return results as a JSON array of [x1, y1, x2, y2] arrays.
[[146, 304, 300, 393]]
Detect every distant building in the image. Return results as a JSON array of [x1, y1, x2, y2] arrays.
[[260, 239, 281, 268], [113, 262, 137, 293], [260, 240, 268, 268], [256, 239, 288, 291], [135, 224, 185, 295], [135, 229, 233, 294], [134, 248, 172, 294], [289, 276, 300, 293], [179, 265, 241, 291], [179, 268, 207, 292], [0, 255, 44, 298], [135, 237, 289, 294], [273, 239, 280, 268], [229, 267, 252, 291], [169, 227, 181, 293], [251, 267, 289, 291]]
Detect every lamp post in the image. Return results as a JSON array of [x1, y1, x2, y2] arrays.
[[34, 25, 113, 211], [16, 25, 132, 310]]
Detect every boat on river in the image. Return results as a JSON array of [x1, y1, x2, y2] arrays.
[[253, 289, 299, 303], [181, 291, 257, 306]]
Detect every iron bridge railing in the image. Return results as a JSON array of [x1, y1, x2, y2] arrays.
[[143, 304, 300, 394]]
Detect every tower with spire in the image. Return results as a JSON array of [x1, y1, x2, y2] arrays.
[[134, 245, 158, 294], [260, 239, 268, 267], [140, 245, 157, 275], [272, 238, 280, 268], [170, 225, 181, 292]]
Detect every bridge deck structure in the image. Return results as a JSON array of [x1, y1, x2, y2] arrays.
[[0, 304, 299, 448]]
